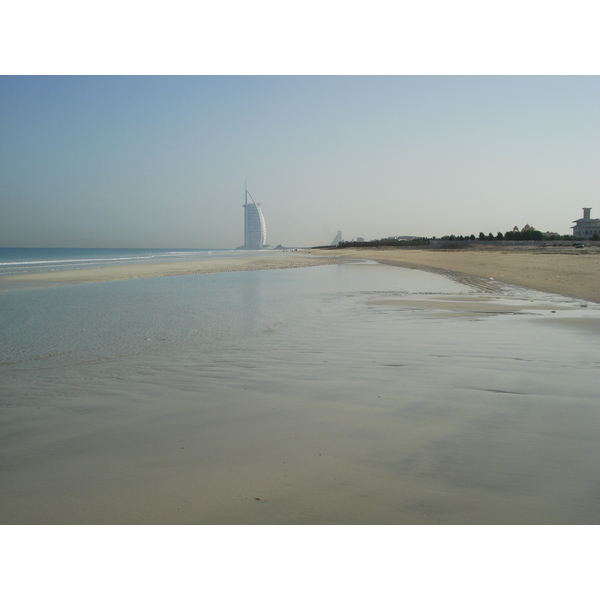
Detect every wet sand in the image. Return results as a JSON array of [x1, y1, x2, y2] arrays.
[[309, 245, 600, 303], [2, 294, 599, 524], [1, 258, 599, 525]]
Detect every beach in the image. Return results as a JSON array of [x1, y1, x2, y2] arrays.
[[1, 251, 600, 524], [0, 252, 344, 290], [2, 245, 599, 305], [309, 245, 600, 304]]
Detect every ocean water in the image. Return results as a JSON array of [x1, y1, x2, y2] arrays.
[[1, 259, 599, 524], [0, 247, 282, 276]]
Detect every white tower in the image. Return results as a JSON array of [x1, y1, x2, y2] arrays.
[[243, 183, 267, 249]]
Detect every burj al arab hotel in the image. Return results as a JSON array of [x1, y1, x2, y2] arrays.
[[243, 184, 267, 249]]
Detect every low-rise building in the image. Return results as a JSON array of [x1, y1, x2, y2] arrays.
[[572, 208, 600, 239]]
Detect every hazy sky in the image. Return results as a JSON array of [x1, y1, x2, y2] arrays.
[[1, 75, 598, 248]]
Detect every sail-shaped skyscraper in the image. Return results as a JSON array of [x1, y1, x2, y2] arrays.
[[243, 184, 267, 249]]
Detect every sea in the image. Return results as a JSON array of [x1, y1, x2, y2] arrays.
[[1, 248, 599, 524], [0, 247, 272, 277]]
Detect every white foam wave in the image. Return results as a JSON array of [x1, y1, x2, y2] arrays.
[[0, 255, 156, 267]]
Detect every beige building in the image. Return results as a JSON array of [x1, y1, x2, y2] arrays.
[[572, 208, 600, 239]]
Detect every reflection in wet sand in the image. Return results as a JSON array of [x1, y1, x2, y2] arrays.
[[1, 263, 599, 524]]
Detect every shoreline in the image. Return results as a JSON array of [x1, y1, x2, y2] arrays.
[[0, 253, 347, 290], [2, 248, 600, 525], [2, 256, 599, 525], [2, 246, 599, 304], [308, 246, 600, 304]]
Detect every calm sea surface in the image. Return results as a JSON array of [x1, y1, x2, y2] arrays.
[[0, 247, 282, 276], [1, 255, 599, 524]]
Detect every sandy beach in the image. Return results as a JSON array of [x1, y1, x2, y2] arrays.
[[309, 245, 600, 304], [2, 246, 599, 305]]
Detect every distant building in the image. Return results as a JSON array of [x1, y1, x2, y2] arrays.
[[243, 185, 267, 249], [330, 230, 343, 246], [572, 208, 600, 239]]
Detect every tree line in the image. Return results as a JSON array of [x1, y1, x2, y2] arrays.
[[333, 228, 589, 249]]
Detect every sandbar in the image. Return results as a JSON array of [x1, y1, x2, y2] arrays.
[[0, 253, 346, 290], [3, 245, 600, 304], [309, 245, 600, 303]]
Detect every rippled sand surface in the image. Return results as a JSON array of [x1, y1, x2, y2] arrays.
[[1, 263, 599, 524]]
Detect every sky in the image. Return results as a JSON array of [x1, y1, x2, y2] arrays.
[[1, 75, 599, 248]]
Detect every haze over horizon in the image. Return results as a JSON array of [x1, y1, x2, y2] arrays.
[[1, 76, 598, 249]]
